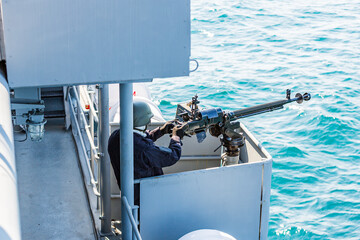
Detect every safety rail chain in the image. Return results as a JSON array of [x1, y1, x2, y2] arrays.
[[67, 85, 142, 239]]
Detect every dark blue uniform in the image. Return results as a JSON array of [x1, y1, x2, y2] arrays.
[[108, 127, 182, 205]]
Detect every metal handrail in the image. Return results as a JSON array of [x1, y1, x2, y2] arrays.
[[72, 87, 100, 157], [68, 95, 100, 196], [80, 85, 99, 123], [69, 85, 113, 234], [122, 196, 142, 240], [71, 86, 102, 204]]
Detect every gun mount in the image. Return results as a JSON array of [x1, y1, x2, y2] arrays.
[[175, 89, 311, 165]]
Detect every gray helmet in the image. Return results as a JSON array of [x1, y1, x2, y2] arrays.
[[133, 101, 154, 127]]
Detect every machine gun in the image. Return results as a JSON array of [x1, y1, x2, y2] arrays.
[[174, 89, 311, 165]]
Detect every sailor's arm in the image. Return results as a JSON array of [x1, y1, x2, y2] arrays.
[[145, 127, 183, 168], [148, 121, 175, 141]]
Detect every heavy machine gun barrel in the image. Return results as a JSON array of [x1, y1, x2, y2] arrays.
[[173, 89, 311, 165], [230, 90, 311, 120], [174, 89, 311, 143]]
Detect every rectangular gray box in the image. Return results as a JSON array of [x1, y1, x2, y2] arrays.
[[2, 0, 190, 88], [140, 162, 266, 239]]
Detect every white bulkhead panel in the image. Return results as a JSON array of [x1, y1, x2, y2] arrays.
[[1, 0, 190, 88], [139, 161, 268, 240]]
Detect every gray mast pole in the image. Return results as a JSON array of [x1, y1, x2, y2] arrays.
[[119, 83, 134, 240], [99, 84, 112, 235]]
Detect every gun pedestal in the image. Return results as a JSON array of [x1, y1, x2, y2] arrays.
[[220, 134, 248, 166]]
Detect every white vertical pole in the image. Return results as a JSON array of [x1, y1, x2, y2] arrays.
[[89, 87, 95, 175], [76, 86, 82, 128], [119, 83, 134, 240]]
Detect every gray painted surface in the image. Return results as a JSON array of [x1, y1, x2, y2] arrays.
[[98, 84, 112, 235], [0, 4, 5, 60], [119, 83, 134, 240], [0, 69, 21, 240], [2, 0, 190, 88], [15, 120, 96, 240], [140, 162, 264, 240], [260, 159, 272, 240]]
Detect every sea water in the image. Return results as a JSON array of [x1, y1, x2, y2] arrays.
[[149, 0, 360, 239]]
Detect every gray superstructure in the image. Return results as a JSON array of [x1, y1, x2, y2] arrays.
[[0, 1, 277, 239]]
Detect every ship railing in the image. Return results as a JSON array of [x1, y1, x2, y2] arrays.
[[122, 196, 142, 240], [68, 86, 101, 198], [68, 85, 142, 239]]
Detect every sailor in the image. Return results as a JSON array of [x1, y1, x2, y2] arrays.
[[108, 101, 184, 205]]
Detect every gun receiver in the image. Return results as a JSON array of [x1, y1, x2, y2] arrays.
[[175, 89, 311, 144]]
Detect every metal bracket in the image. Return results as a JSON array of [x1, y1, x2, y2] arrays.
[[97, 152, 105, 158], [286, 89, 291, 99], [189, 59, 199, 72]]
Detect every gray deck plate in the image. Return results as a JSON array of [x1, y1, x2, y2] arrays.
[[15, 120, 96, 240]]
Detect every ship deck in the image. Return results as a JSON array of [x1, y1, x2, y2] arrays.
[[14, 119, 97, 240]]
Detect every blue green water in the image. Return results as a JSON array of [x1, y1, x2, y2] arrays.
[[149, 0, 360, 239]]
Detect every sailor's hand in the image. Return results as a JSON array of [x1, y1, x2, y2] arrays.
[[160, 120, 175, 135], [172, 125, 185, 140]]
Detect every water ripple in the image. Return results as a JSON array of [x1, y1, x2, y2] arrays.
[[150, 0, 360, 238]]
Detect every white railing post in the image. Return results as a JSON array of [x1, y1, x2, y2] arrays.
[[76, 86, 82, 129], [89, 86, 95, 174]]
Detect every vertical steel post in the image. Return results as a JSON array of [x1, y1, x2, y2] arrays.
[[89, 87, 95, 173], [88, 86, 98, 209], [96, 86, 101, 210], [76, 85, 82, 128], [132, 206, 139, 240], [119, 83, 134, 240], [99, 84, 112, 235]]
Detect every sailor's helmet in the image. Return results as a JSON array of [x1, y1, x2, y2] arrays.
[[133, 101, 154, 127]]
